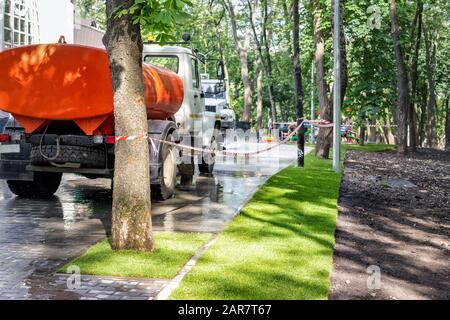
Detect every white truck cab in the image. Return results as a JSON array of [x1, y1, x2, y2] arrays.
[[143, 45, 221, 147], [202, 79, 236, 131]]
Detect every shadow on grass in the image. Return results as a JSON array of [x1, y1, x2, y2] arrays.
[[171, 154, 343, 300]]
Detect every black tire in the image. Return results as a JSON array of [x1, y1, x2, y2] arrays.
[[152, 134, 177, 200], [178, 163, 195, 176], [31, 145, 105, 168], [199, 132, 218, 175], [7, 172, 62, 198]]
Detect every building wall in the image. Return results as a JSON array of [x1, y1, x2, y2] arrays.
[[37, 0, 74, 44], [1, 0, 40, 49], [74, 18, 105, 49], [0, 0, 74, 50]]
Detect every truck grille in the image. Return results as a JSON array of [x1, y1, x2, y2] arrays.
[[205, 105, 216, 113]]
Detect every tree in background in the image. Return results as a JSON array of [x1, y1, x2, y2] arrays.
[[344, 2, 396, 146], [103, 0, 191, 251], [170, 0, 448, 151], [389, 0, 409, 155], [311, 0, 333, 158], [407, 0, 423, 151], [75, 0, 106, 30], [292, 0, 304, 166], [221, 0, 254, 123], [311, 0, 347, 159]]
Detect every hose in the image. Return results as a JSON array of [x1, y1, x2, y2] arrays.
[[39, 124, 60, 161]]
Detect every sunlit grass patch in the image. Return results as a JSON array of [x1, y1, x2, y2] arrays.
[[171, 153, 342, 300], [59, 232, 211, 279], [344, 144, 395, 153]]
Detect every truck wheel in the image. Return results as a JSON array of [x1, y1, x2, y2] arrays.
[[152, 134, 177, 200], [199, 136, 217, 175], [31, 145, 106, 168], [7, 172, 62, 198]]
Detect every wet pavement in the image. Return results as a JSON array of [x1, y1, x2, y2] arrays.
[[0, 143, 308, 299]]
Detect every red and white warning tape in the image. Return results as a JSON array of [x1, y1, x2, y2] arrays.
[[307, 119, 334, 128], [114, 135, 148, 142], [365, 124, 398, 128], [112, 119, 334, 157]]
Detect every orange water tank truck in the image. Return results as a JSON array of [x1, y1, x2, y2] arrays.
[[0, 43, 187, 200], [0, 44, 184, 135], [0, 41, 227, 200]]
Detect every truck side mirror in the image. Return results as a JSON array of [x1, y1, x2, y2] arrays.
[[216, 61, 225, 80]]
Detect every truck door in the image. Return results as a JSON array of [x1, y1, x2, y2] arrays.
[[191, 60, 215, 147], [190, 57, 211, 147]]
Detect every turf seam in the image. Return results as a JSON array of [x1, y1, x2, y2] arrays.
[[156, 233, 219, 300]]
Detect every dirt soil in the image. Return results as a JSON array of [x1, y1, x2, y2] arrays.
[[329, 148, 450, 300]]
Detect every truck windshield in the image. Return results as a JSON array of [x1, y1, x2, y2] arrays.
[[144, 55, 179, 73], [202, 84, 225, 99]]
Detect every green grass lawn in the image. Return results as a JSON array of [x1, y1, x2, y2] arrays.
[[170, 153, 342, 300], [59, 143, 392, 297], [59, 232, 211, 279], [343, 144, 395, 153]]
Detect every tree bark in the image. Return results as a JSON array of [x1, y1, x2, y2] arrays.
[[248, 0, 277, 123], [408, 0, 423, 152], [103, 0, 153, 251], [383, 109, 396, 145], [368, 118, 377, 144], [389, 0, 409, 156], [262, 0, 277, 122], [256, 55, 264, 136], [423, 23, 437, 148], [293, 0, 304, 167], [359, 125, 366, 146], [217, 31, 231, 104], [332, 0, 348, 105], [248, 0, 263, 134], [223, 0, 253, 123], [311, 0, 332, 158], [419, 85, 427, 146]]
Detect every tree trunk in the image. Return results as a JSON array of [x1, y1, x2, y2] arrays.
[[383, 109, 396, 145], [217, 32, 231, 105], [103, 0, 153, 251], [419, 85, 427, 146], [368, 118, 377, 144], [262, 0, 277, 122], [223, 0, 253, 123], [389, 0, 409, 156], [238, 37, 252, 123], [281, 0, 293, 54], [408, 0, 423, 152], [311, 0, 332, 158], [293, 0, 304, 167], [332, 0, 349, 105], [359, 125, 366, 146], [248, 0, 277, 122], [445, 98, 450, 150], [256, 55, 264, 136], [423, 24, 437, 148]]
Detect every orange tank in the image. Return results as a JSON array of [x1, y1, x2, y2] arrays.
[[0, 44, 184, 135]]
